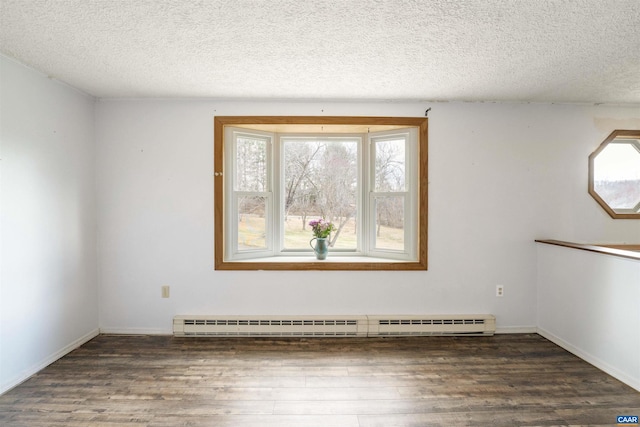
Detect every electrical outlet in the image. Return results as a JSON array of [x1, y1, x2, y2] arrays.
[[496, 285, 504, 297], [161, 285, 170, 298]]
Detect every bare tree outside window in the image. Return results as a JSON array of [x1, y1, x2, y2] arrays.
[[216, 116, 427, 270], [237, 195, 267, 250], [236, 137, 267, 192], [373, 138, 406, 248], [235, 136, 269, 250], [375, 138, 405, 192], [283, 138, 358, 249]]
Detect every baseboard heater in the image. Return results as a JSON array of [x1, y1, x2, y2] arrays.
[[173, 314, 495, 337]]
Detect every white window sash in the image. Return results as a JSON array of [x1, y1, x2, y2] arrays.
[[225, 127, 274, 260], [223, 127, 418, 262], [367, 129, 418, 260]]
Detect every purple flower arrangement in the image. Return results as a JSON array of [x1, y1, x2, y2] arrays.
[[309, 218, 335, 238]]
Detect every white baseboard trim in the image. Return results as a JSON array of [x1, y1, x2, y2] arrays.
[[0, 328, 99, 396], [495, 326, 537, 334], [99, 327, 172, 335], [537, 327, 640, 392]]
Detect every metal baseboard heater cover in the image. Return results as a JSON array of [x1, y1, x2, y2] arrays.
[[173, 315, 495, 337]]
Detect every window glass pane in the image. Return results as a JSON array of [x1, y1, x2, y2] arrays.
[[374, 196, 404, 251], [236, 136, 267, 192], [237, 196, 267, 251], [593, 142, 640, 210], [283, 138, 358, 250], [374, 138, 405, 192]]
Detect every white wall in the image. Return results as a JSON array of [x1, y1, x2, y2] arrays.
[[95, 100, 640, 335], [537, 243, 640, 390], [0, 56, 98, 394], [0, 54, 637, 394]]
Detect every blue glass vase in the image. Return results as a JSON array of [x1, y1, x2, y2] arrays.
[[310, 237, 329, 260]]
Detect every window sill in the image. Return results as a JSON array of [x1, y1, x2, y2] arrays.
[[216, 255, 427, 271]]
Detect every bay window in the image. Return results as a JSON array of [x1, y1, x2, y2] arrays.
[[214, 116, 428, 270]]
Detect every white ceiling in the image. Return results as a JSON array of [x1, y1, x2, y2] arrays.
[[1, 0, 639, 104]]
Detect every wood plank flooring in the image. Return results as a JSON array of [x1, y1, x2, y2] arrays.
[[1, 334, 638, 426]]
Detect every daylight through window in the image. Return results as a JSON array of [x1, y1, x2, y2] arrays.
[[589, 130, 640, 219], [214, 117, 428, 270]]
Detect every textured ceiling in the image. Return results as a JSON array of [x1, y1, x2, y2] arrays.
[[1, 0, 639, 103]]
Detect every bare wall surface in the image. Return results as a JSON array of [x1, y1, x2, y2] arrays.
[[0, 56, 98, 393], [537, 244, 640, 390], [2, 48, 638, 395], [95, 100, 640, 334]]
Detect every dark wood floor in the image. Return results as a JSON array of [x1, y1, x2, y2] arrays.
[[0, 334, 638, 426]]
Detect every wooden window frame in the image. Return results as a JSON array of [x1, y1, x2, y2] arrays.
[[214, 116, 428, 270], [588, 130, 640, 219]]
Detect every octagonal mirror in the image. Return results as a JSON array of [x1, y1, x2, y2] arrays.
[[589, 130, 640, 219]]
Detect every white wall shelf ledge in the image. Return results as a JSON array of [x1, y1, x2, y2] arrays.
[[535, 239, 640, 261]]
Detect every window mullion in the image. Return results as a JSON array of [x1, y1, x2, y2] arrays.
[[359, 133, 368, 255], [225, 128, 237, 260], [272, 134, 282, 254], [408, 129, 418, 260], [365, 134, 374, 254]]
